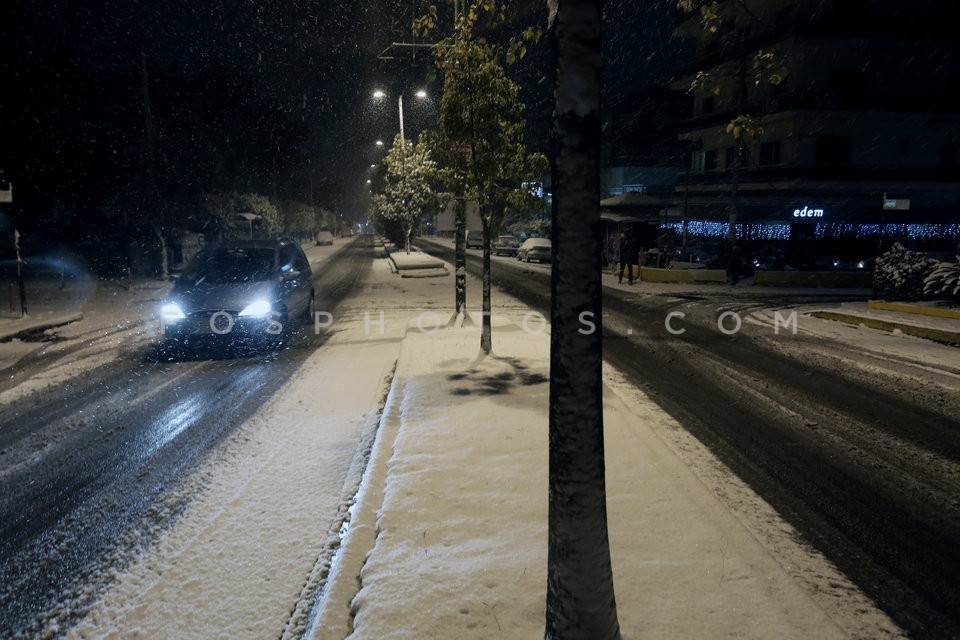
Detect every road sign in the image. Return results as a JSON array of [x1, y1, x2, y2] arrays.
[[882, 197, 910, 210]]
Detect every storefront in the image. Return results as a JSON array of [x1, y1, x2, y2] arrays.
[[603, 190, 959, 268]]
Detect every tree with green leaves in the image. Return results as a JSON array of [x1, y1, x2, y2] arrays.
[[677, 0, 788, 242], [282, 201, 319, 241], [372, 133, 438, 254], [418, 0, 546, 353], [239, 193, 281, 238], [545, 0, 621, 638]]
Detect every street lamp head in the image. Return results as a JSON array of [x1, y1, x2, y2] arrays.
[[375, 140, 384, 147], [415, 89, 427, 99]]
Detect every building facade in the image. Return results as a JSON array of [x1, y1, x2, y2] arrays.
[[668, 0, 960, 264]]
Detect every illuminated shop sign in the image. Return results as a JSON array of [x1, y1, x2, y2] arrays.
[[793, 205, 824, 218]]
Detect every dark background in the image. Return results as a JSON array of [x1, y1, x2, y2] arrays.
[[0, 1, 675, 260]]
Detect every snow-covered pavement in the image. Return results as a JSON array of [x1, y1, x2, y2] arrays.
[[7, 240, 957, 638], [302, 255, 913, 639]]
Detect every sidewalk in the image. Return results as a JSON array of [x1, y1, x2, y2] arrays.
[[308, 248, 908, 639]]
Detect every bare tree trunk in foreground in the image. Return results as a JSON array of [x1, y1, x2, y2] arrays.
[[545, 0, 621, 638]]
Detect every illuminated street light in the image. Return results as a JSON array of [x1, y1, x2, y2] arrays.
[[375, 139, 384, 147], [372, 87, 427, 148]]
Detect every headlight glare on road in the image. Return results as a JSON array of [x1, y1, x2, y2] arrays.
[[239, 299, 272, 317], [161, 302, 186, 321]]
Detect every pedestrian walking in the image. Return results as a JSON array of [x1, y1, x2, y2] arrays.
[[619, 234, 637, 285]]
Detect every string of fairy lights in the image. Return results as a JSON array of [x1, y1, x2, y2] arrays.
[[660, 221, 960, 241]]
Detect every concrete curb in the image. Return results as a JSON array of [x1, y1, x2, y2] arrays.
[[867, 300, 960, 320], [808, 310, 960, 346]]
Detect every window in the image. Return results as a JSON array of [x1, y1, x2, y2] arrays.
[[703, 149, 718, 172], [280, 245, 300, 272], [725, 145, 747, 169], [701, 96, 715, 115], [759, 141, 782, 166], [815, 136, 852, 165]]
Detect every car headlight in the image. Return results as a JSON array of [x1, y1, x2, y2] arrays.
[[161, 302, 186, 321], [239, 299, 272, 317]]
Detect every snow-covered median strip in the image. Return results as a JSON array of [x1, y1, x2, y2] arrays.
[[66, 338, 403, 640]]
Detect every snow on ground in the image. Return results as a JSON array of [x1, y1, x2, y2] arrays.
[[44, 243, 380, 639], [0, 278, 166, 404], [316, 319, 902, 640], [65, 334, 400, 639], [5, 241, 931, 639]]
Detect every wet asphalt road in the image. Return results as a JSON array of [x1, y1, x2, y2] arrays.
[[420, 239, 960, 640], [0, 240, 371, 638]]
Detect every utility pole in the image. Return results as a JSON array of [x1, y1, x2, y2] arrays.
[[142, 51, 168, 280], [729, 42, 747, 245], [451, 1, 467, 320], [14, 229, 26, 316]]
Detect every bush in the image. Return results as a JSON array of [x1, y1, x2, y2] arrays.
[[923, 257, 960, 300], [873, 243, 935, 299]]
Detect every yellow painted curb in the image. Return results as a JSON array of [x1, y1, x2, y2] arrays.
[[638, 267, 726, 284], [867, 300, 960, 320], [809, 311, 960, 346], [754, 271, 873, 288]]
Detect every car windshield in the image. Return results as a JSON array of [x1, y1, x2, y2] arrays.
[[181, 247, 276, 284]]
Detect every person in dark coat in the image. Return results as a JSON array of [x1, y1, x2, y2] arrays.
[[619, 235, 638, 285]]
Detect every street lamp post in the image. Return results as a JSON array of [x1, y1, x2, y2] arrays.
[[373, 88, 427, 147]]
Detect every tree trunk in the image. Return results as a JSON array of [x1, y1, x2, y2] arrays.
[[545, 1, 620, 639], [455, 194, 467, 316], [480, 204, 492, 353], [729, 43, 748, 244], [154, 224, 169, 282]]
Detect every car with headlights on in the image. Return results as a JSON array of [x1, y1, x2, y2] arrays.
[[160, 239, 314, 352], [516, 237, 552, 263]]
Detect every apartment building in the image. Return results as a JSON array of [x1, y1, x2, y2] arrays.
[[669, 0, 960, 261]]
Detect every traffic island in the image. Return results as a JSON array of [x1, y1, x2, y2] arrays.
[[387, 251, 449, 278]]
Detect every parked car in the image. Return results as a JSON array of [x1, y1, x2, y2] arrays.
[[315, 230, 334, 246], [466, 230, 484, 249], [493, 234, 519, 256], [160, 239, 314, 352], [516, 237, 552, 263]]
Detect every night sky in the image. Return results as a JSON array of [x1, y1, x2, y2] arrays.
[[0, 0, 667, 249]]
